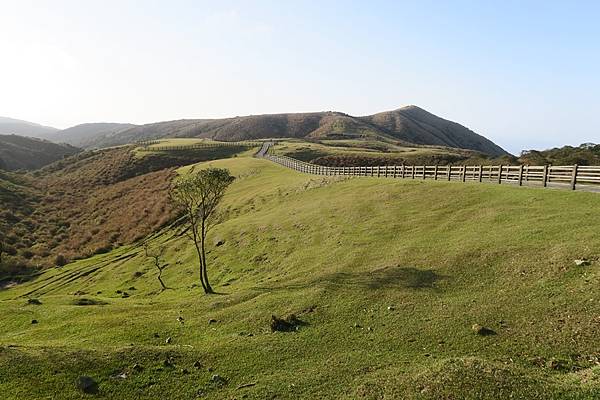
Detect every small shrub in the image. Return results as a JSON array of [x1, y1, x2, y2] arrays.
[[55, 254, 68, 266]]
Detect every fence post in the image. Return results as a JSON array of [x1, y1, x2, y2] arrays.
[[412, 166, 415, 179], [478, 165, 483, 183], [543, 165, 548, 187], [518, 165, 524, 186], [401, 164, 405, 179], [447, 166, 451, 181], [571, 164, 578, 190], [462, 166, 466, 182], [497, 165, 502, 184], [434, 165, 438, 180]]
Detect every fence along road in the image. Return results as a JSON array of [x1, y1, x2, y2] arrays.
[[256, 142, 600, 193]]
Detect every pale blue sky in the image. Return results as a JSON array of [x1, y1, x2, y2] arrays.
[[1, 0, 599, 153]]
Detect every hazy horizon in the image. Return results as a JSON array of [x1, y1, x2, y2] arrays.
[[1, 0, 599, 154]]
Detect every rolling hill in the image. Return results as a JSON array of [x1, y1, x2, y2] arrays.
[[43, 123, 136, 148], [49, 106, 509, 156], [1, 155, 599, 399], [0, 134, 80, 171], [0, 116, 58, 138]]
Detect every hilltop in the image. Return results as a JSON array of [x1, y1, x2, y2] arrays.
[[0, 134, 80, 171], [1, 156, 599, 399]]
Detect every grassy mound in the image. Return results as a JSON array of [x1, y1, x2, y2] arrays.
[[1, 157, 599, 399]]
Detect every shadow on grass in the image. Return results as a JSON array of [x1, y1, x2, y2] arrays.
[[254, 265, 446, 292]]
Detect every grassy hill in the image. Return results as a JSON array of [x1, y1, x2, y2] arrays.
[[1, 155, 599, 399], [0, 134, 80, 171], [63, 106, 509, 157]]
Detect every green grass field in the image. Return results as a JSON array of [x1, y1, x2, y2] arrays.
[[271, 139, 479, 165], [1, 156, 600, 399]]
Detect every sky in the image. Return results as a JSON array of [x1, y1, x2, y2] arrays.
[[0, 0, 599, 154]]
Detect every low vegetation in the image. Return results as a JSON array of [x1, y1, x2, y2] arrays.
[[1, 156, 599, 399], [0, 144, 254, 283]]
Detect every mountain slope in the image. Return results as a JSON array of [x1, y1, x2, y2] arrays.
[[71, 107, 509, 156], [48, 123, 137, 148], [0, 117, 58, 138], [0, 134, 80, 171], [361, 106, 508, 157]]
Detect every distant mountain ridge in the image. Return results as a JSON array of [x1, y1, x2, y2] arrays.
[[0, 134, 80, 171], [47, 123, 136, 148], [67, 106, 508, 156], [0, 116, 58, 138], [4, 106, 509, 156]]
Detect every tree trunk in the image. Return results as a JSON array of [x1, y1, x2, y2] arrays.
[[157, 267, 167, 291], [192, 226, 208, 293], [200, 220, 214, 294]]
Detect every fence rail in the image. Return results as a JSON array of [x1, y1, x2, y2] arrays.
[[257, 143, 600, 192], [137, 140, 262, 152]]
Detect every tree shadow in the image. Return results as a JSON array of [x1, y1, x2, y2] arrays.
[[325, 265, 445, 290], [253, 265, 446, 292]]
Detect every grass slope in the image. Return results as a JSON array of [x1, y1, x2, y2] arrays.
[[1, 157, 600, 399]]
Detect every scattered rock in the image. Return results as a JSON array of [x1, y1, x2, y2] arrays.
[[96, 291, 102, 295], [181, 368, 189, 374], [132, 363, 143, 372], [387, 306, 395, 311], [31, 319, 38, 324], [207, 367, 214, 372], [165, 337, 172, 344], [270, 314, 304, 332], [163, 357, 174, 367], [575, 259, 591, 267], [472, 324, 496, 336], [121, 292, 129, 298], [208, 318, 218, 324], [133, 271, 144, 278], [153, 333, 160, 338], [547, 359, 568, 370], [247, 333, 254, 337], [353, 323, 361, 328], [27, 298, 42, 305], [214, 239, 225, 247], [193, 360, 203, 369], [77, 376, 98, 394], [177, 316, 185, 324], [128, 286, 136, 291], [211, 374, 227, 384], [73, 291, 86, 296], [367, 326, 373, 332], [116, 290, 122, 294]]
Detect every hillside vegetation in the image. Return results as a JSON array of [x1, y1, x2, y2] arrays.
[[520, 143, 600, 166], [0, 145, 256, 282], [1, 156, 599, 399], [52, 106, 508, 156], [0, 134, 80, 171]]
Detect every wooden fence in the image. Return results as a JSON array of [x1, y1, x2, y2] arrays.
[[137, 140, 262, 152], [261, 152, 600, 192]]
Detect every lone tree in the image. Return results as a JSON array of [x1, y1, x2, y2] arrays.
[[143, 241, 169, 291], [170, 168, 235, 294]]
